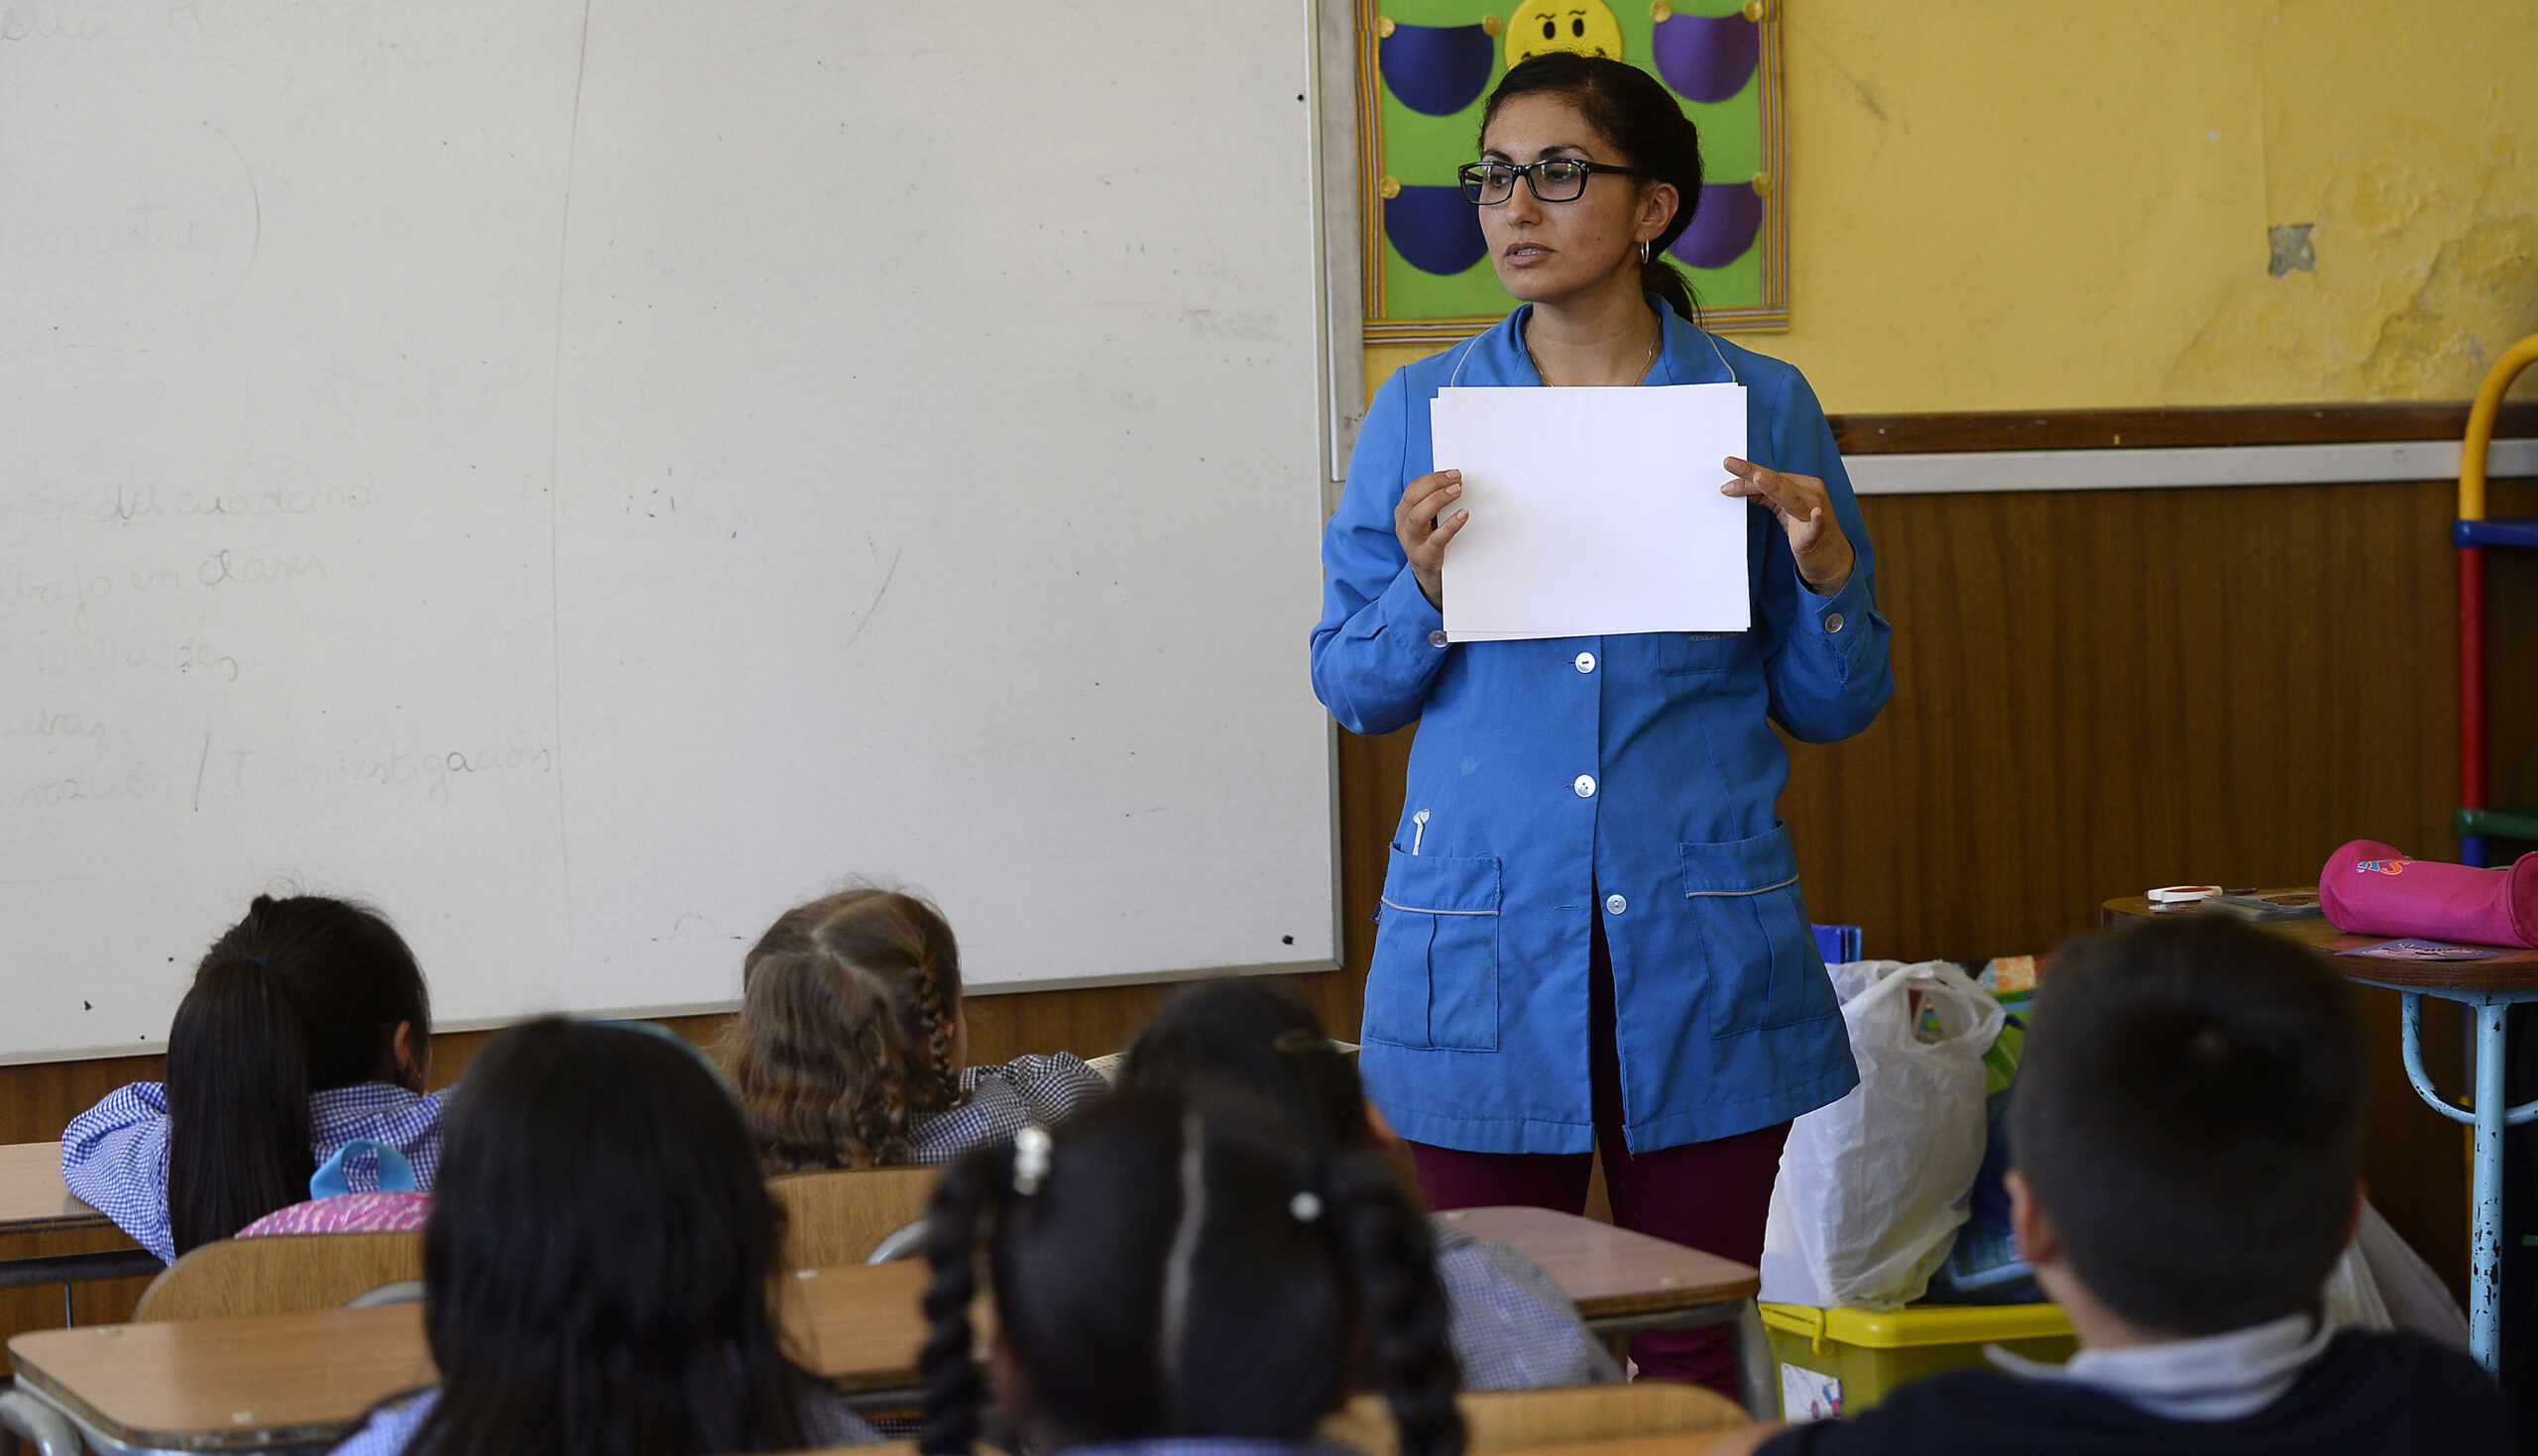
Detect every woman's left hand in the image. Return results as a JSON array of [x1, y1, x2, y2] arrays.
[[1721, 457, 1855, 595]]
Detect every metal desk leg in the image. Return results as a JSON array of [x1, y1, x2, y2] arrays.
[[1729, 1298, 1777, 1420], [2398, 993, 2538, 1374], [0, 1388, 83, 1456]]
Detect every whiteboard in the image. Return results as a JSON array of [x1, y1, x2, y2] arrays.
[[0, 0, 1338, 1061]]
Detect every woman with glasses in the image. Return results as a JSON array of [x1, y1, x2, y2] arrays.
[[1310, 53, 1893, 1397]]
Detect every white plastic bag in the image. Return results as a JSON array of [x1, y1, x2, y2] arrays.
[[2323, 1200, 2470, 1349], [1760, 959, 2005, 1310]]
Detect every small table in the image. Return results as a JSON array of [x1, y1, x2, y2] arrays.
[[1443, 1205, 1771, 1416], [2104, 894, 2538, 1375], [7, 1260, 933, 1455], [0, 1143, 159, 1301]]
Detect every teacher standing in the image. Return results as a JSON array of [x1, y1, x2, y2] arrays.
[[1310, 55, 1893, 1393]]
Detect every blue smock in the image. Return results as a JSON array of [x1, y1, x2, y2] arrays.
[[1311, 303, 1894, 1156]]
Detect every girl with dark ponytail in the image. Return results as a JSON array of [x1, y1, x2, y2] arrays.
[[918, 1089, 1465, 1456], [1312, 52, 1894, 1396], [61, 894, 438, 1263], [719, 886, 1105, 1172]]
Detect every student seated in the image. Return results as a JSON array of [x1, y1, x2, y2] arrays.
[[720, 886, 1105, 1169], [62, 894, 438, 1264], [329, 1018, 876, 1456], [1721, 915, 2510, 1456], [1120, 977, 1621, 1390], [917, 1087, 1466, 1456]]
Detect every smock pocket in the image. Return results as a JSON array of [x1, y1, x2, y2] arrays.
[[1679, 825, 1837, 1037], [1364, 848, 1503, 1053]]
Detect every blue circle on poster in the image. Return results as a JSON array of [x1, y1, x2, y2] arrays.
[[1650, 12, 1759, 103], [1386, 185, 1490, 276], [1380, 23, 1498, 118], [1669, 181, 1762, 270]]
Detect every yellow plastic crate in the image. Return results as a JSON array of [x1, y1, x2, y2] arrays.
[[1760, 1301, 2077, 1419]]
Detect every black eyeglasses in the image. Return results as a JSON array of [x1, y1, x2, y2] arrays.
[[1457, 158, 1652, 205]]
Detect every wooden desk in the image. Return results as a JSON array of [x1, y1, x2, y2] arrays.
[[1442, 1206, 1760, 1323], [11, 1210, 1764, 1451], [2099, 894, 2538, 982], [0, 1145, 109, 1238], [1443, 1206, 1770, 1418], [9, 1260, 931, 1453], [0, 1141, 156, 1295], [2104, 892, 2538, 1374]]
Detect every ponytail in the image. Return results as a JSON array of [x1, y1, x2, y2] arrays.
[[1484, 53, 1706, 324], [167, 953, 314, 1255], [1330, 1155, 1465, 1456], [168, 894, 428, 1255]]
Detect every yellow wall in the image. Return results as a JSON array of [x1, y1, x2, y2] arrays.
[[1367, 0, 2538, 413]]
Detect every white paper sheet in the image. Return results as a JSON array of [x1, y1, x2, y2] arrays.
[[1432, 385, 1750, 641]]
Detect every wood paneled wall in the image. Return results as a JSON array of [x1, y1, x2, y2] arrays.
[[1342, 473, 2537, 1301]]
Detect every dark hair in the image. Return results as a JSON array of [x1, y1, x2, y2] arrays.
[[1481, 53, 1706, 324], [721, 887, 966, 1171], [166, 894, 431, 1255], [918, 1089, 1463, 1456], [1119, 979, 1367, 1161], [2008, 917, 2367, 1335], [404, 1018, 819, 1456]]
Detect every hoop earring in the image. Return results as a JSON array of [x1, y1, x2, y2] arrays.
[[1640, 240, 1651, 265]]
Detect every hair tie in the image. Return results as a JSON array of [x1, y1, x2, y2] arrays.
[[1011, 1124, 1053, 1196], [246, 955, 276, 971]]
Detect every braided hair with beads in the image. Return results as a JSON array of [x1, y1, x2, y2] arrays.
[[917, 1089, 1465, 1456]]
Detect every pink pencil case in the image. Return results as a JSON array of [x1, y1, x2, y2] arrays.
[[2318, 840, 2538, 950]]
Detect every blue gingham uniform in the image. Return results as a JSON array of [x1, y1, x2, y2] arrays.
[[61, 1080, 444, 1265], [904, 1054, 1108, 1165], [327, 1381, 878, 1456], [1433, 1222, 1624, 1390]]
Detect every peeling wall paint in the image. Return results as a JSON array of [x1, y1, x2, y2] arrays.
[[1363, 0, 2538, 413]]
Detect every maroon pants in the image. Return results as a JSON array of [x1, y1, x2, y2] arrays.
[[1407, 909, 1788, 1397]]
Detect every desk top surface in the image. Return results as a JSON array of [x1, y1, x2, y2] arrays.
[[1444, 1205, 1761, 1315], [0, 1142, 110, 1235], [2102, 894, 2538, 990], [10, 1260, 933, 1448], [10, 1207, 1746, 1448]]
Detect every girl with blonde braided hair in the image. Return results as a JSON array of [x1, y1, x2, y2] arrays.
[[721, 886, 1106, 1171]]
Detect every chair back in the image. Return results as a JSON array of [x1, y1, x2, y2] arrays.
[[134, 1231, 425, 1321], [1324, 1381, 1748, 1454], [769, 1165, 939, 1271]]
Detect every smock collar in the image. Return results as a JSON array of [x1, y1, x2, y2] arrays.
[[1441, 295, 1739, 391]]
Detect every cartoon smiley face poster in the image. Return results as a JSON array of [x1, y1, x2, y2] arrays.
[[1361, 0, 1786, 341]]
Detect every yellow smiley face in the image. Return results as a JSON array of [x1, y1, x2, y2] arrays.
[[1504, 0, 1626, 66]]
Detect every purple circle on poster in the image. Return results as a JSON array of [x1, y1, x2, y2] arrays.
[[1386, 185, 1490, 276], [1651, 12, 1760, 104], [1669, 181, 1763, 270], [1380, 23, 1498, 118]]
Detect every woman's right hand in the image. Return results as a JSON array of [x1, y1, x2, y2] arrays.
[[1393, 469, 1466, 609]]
